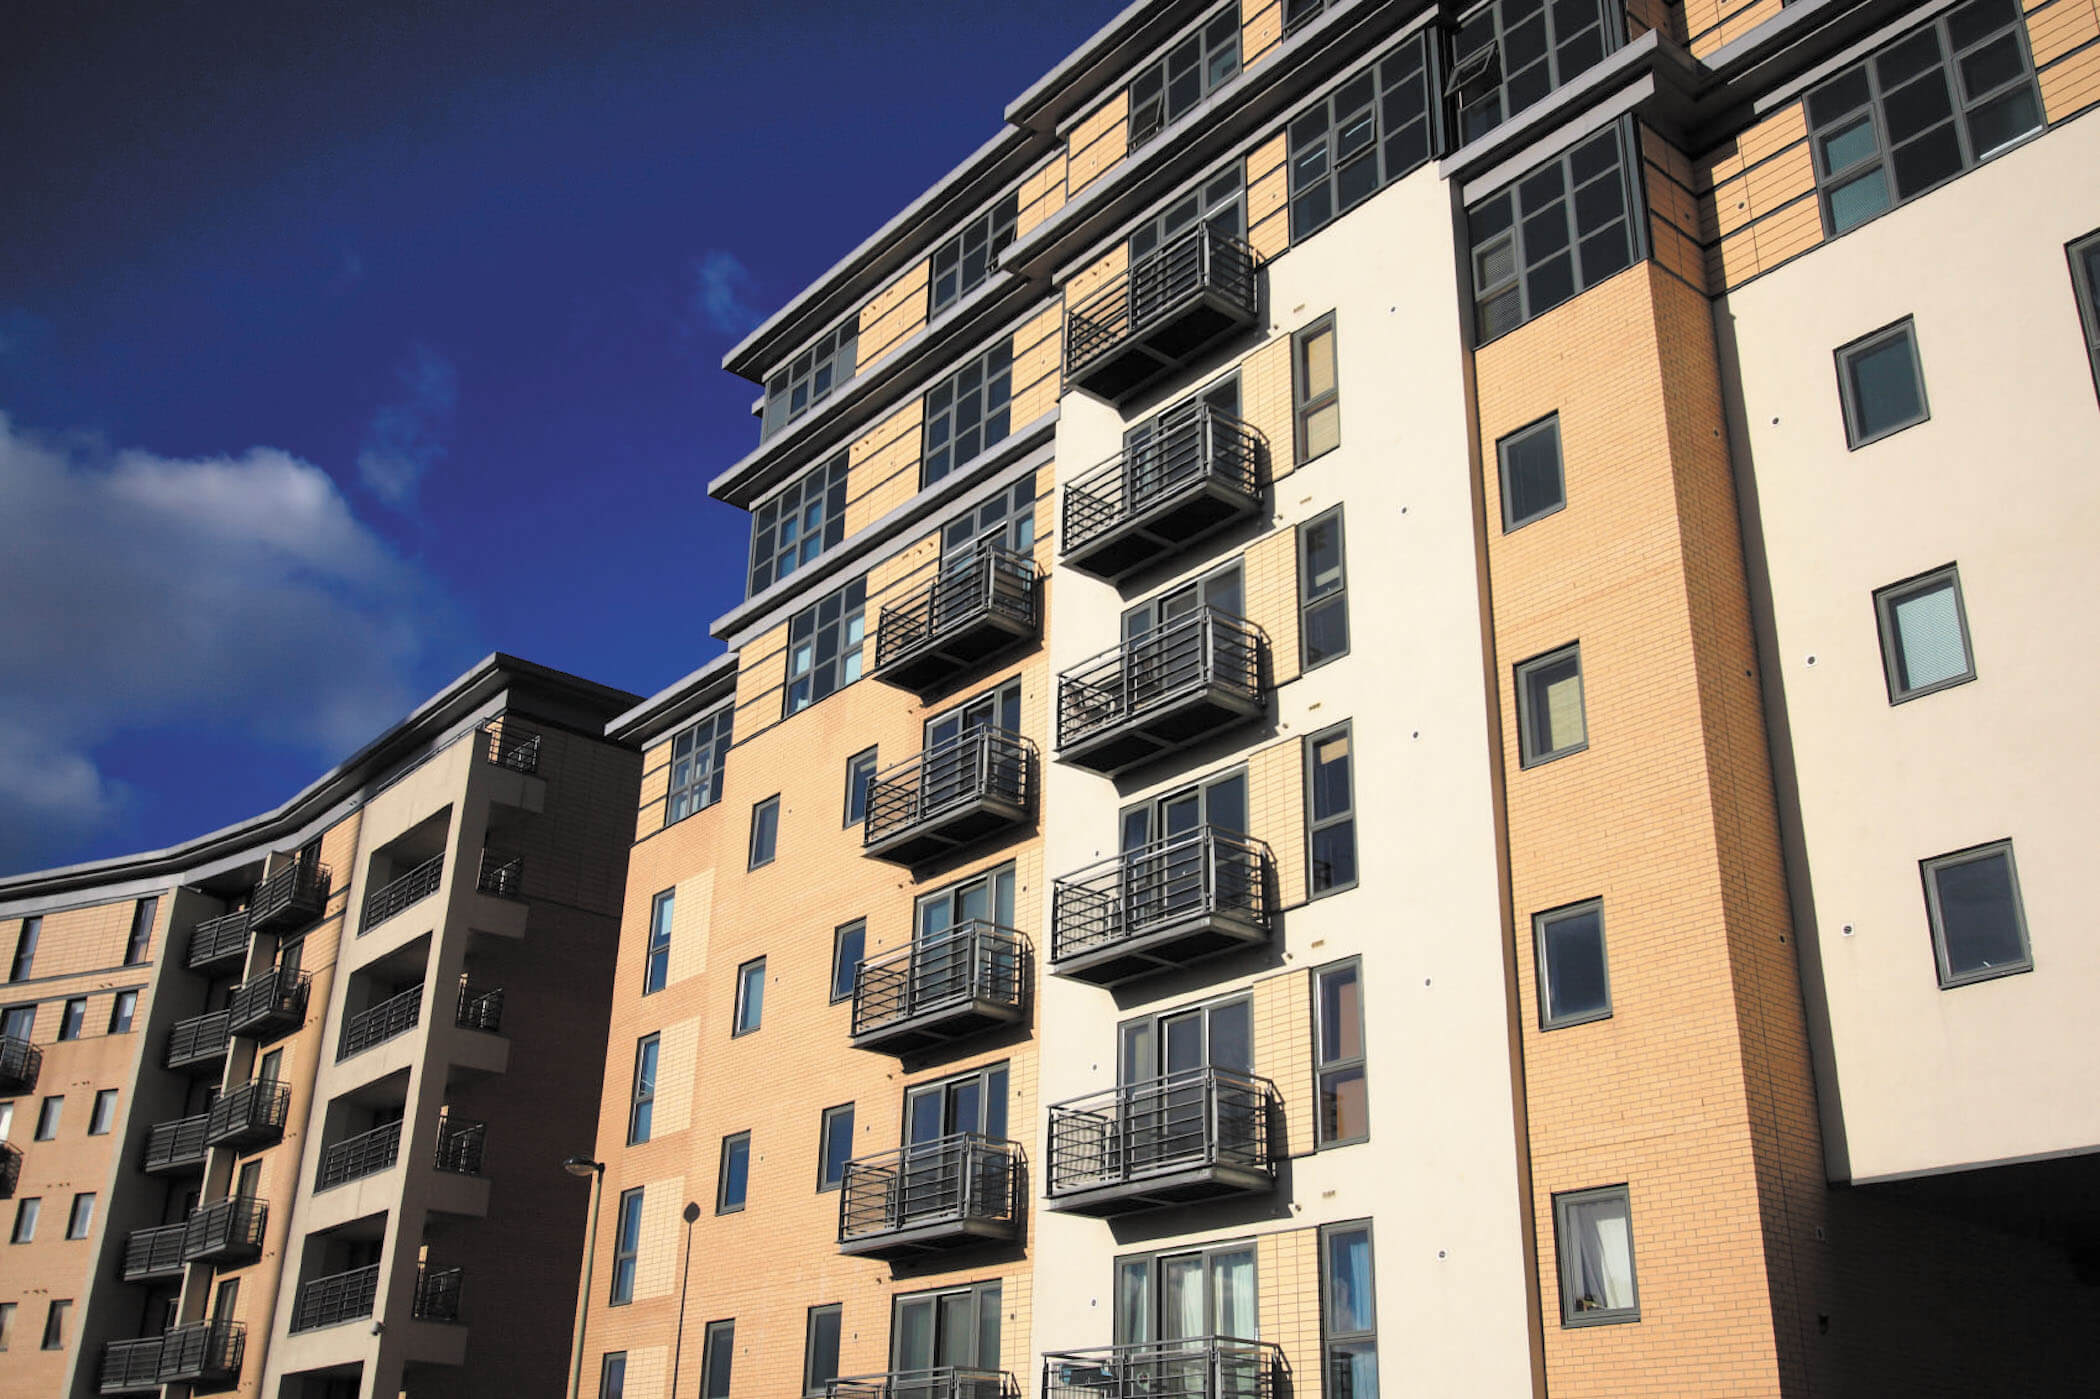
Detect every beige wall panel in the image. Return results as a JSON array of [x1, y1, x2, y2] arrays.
[[1012, 303, 1066, 430], [2039, 29, 2100, 118], [1245, 738, 1305, 910], [1254, 1229, 1323, 1399], [616, 1347, 669, 1399], [630, 1176, 688, 1301], [651, 1018, 702, 1136], [858, 259, 931, 371], [734, 622, 792, 724], [843, 399, 926, 538], [1243, 527, 1301, 688], [1237, 335, 1294, 484], [2028, 0, 2100, 64], [1251, 969, 1315, 1157], [1243, 0, 1282, 67], [868, 529, 943, 600], [1247, 146, 1291, 263], [1065, 246, 1130, 320], [667, 869, 714, 984], [1067, 93, 1129, 195]]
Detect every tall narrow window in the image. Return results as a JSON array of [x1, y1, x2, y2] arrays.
[[830, 921, 865, 1005], [1306, 722, 1358, 897], [922, 344, 1014, 487], [734, 958, 766, 1035], [628, 1035, 660, 1145], [1497, 414, 1565, 531], [65, 1193, 94, 1240], [666, 706, 733, 824], [748, 797, 780, 869], [1836, 318, 1930, 448], [601, 1353, 628, 1399], [785, 580, 868, 715], [1320, 1222, 1379, 1399], [609, 1189, 643, 1304], [804, 1304, 844, 1395], [1515, 643, 1587, 767], [0, 1005, 32, 1041], [57, 999, 85, 1041], [1535, 899, 1611, 1029], [1298, 507, 1349, 668], [1315, 959, 1367, 1145], [8, 918, 37, 982], [644, 890, 675, 995], [34, 1098, 60, 1141], [844, 748, 878, 828], [702, 1320, 737, 1399], [12, 1197, 39, 1243], [88, 1090, 117, 1136], [213, 1277, 240, 1321], [107, 991, 137, 1034], [0, 1302, 14, 1350], [1554, 1185, 1639, 1325], [2072, 230, 2100, 400], [39, 1299, 68, 1350], [124, 897, 157, 966], [1923, 840, 2031, 987], [818, 1104, 856, 1192], [1875, 565, 1974, 702], [717, 1133, 751, 1213], [1293, 316, 1340, 462]]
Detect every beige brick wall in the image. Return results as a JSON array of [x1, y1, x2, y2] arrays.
[[1242, 0, 1283, 68], [1018, 150, 1069, 239], [1642, 128, 1707, 296], [1067, 92, 1128, 195], [859, 260, 931, 371], [844, 398, 927, 538], [1242, 528, 1300, 689], [1245, 737, 1305, 910], [1012, 303, 1065, 431], [1246, 134, 1290, 263], [650, 1018, 702, 1136], [1250, 969, 1314, 1158], [667, 870, 714, 985], [2032, 0, 2100, 120], [1681, 0, 1783, 57], [1698, 105, 1820, 294], [1239, 334, 1294, 484], [1254, 1228, 1322, 1399]]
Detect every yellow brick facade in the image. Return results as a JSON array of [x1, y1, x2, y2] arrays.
[[1067, 93, 1129, 196], [858, 260, 931, 370]]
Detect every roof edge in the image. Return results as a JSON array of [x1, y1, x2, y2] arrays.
[[606, 652, 741, 748]]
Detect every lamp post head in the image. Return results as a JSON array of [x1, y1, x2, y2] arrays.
[[563, 1156, 605, 1179]]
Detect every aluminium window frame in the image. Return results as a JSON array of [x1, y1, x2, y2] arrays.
[[1285, 33, 1438, 244], [1126, 3, 1242, 150], [844, 747, 879, 829], [1921, 839, 2033, 988], [124, 897, 156, 966], [1835, 316, 1931, 449], [749, 453, 851, 596], [1873, 563, 1975, 703], [1467, 118, 1642, 345], [107, 991, 137, 1034], [784, 578, 870, 716], [920, 341, 1015, 489], [1514, 641, 1588, 768], [1312, 957, 1368, 1148], [1303, 719, 1359, 900], [40, 1299, 68, 1350], [1297, 505, 1350, 671], [1496, 412, 1566, 532], [817, 1103, 856, 1193], [1111, 1238, 1258, 1345], [762, 317, 859, 439], [65, 1192, 93, 1240], [716, 1132, 752, 1214], [1553, 1183, 1640, 1326], [644, 889, 675, 996], [702, 1318, 737, 1399], [1317, 1219, 1379, 1396], [2072, 229, 2100, 403], [748, 796, 780, 870], [830, 920, 866, 1005], [35, 1097, 61, 1141], [665, 704, 733, 826], [733, 956, 767, 1036], [609, 1187, 644, 1304], [57, 998, 85, 1042], [601, 1353, 629, 1399], [88, 1089, 117, 1137], [1293, 314, 1341, 465], [628, 1034, 660, 1146], [804, 1303, 845, 1396], [9, 917, 37, 981], [932, 189, 1021, 315], [1533, 896, 1613, 1030]]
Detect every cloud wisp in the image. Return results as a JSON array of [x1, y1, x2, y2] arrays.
[[688, 249, 766, 338], [356, 343, 457, 508]]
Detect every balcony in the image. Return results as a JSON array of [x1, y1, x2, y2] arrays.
[[363, 854, 443, 932], [0, 1141, 19, 1198], [0, 1034, 40, 1094], [292, 1262, 380, 1332], [476, 849, 523, 899], [340, 985, 422, 1059], [851, 922, 1029, 1055], [1045, 1067, 1276, 1216], [435, 1118, 487, 1176], [455, 983, 504, 1034], [830, 1369, 1019, 1399], [142, 1114, 209, 1176], [863, 730, 1036, 867], [1050, 829, 1271, 986], [413, 1264, 464, 1322], [250, 860, 331, 936], [838, 1133, 1024, 1258], [1055, 609, 1264, 776], [1042, 1338, 1281, 1399], [204, 1079, 291, 1151], [871, 547, 1041, 694], [99, 1337, 167, 1394], [159, 1319, 246, 1387], [165, 1010, 232, 1074], [481, 719, 542, 774], [185, 908, 251, 970], [228, 965, 310, 1041], [318, 1120, 402, 1190], [183, 1195, 266, 1266], [1065, 224, 1259, 404], [1062, 408, 1265, 581], [121, 1221, 189, 1282]]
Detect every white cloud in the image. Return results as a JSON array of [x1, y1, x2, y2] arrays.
[[356, 344, 457, 508], [688, 249, 766, 337]]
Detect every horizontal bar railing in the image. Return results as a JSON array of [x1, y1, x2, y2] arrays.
[[864, 730, 1036, 849], [292, 1262, 381, 1332], [143, 1113, 210, 1171], [0, 1034, 41, 1093], [476, 849, 524, 898], [183, 1195, 267, 1260], [874, 546, 1040, 672], [99, 1336, 167, 1392], [363, 854, 444, 931], [228, 966, 310, 1036], [121, 1222, 188, 1279], [249, 859, 331, 932], [1065, 225, 1258, 376], [481, 720, 542, 774], [165, 1010, 233, 1069], [838, 1132, 1023, 1244], [413, 1264, 464, 1322], [1056, 608, 1263, 752], [455, 983, 505, 1034], [831, 1367, 1020, 1399], [340, 985, 423, 1059], [1051, 828, 1270, 962], [434, 1117, 487, 1176], [1042, 1337, 1282, 1399], [1046, 1067, 1274, 1196], [205, 1078, 290, 1144], [158, 1319, 245, 1383], [317, 1119, 404, 1190], [185, 908, 251, 967], [1063, 407, 1264, 558], [852, 921, 1028, 1039]]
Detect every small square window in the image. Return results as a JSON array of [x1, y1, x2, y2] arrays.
[[1875, 565, 1975, 702], [830, 921, 865, 1005], [734, 957, 766, 1036], [1554, 1185, 1639, 1326], [1836, 318, 1930, 448], [844, 748, 878, 828], [1497, 414, 1565, 531], [1922, 840, 2031, 987], [717, 1132, 751, 1213], [1515, 643, 1587, 767], [748, 795, 780, 869], [817, 1104, 855, 1192], [1535, 899, 1611, 1029]]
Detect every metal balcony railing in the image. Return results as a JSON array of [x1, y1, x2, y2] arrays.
[[317, 1120, 403, 1190], [185, 907, 252, 969], [228, 965, 310, 1041], [851, 921, 1029, 1053], [476, 850, 524, 899], [1051, 828, 1271, 986], [142, 1113, 210, 1175], [292, 1262, 381, 1332], [99, 1336, 167, 1393], [863, 729, 1036, 866], [832, 1368, 1020, 1399], [121, 1221, 188, 1281], [871, 547, 1041, 693], [1042, 1338, 1282, 1399], [434, 1117, 487, 1176], [340, 985, 422, 1059], [838, 1133, 1024, 1256], [0, 1141, 20, 1198], [481, 720, 542, 774], [1065, 225, 1260, 403], [456, 983, 505, 1034], [1046, 1067, 1276, 1215], [363, 854, 443, 931], [165, 1009, 233, 1073], [1061, 406, 1265, 580], [413, 1264, 465, 1322], [183, 1195, 267, 1264], [1055, 608, 1264, 775], [249, 860, 330, 935], [158, 1319, 246, 1385], [0, 1034, 41, 1094], [205, 1079, 291, 1150]]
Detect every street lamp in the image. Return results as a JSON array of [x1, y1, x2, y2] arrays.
[[565, 1157, 606, 1399]]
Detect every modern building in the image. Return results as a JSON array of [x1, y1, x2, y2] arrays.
[[0, 655, 642, 1399], [568, 2, 2100, 1399]]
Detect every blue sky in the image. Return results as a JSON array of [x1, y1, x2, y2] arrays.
[[0, 0, 1121, 875]]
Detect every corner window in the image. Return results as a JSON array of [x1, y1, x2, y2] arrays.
[[609, 1188, 643, 1304], [1535, 899, 1611, 1029], [65, 1193, 93, 1240], [933, 192, 1020, 313], [2071, 230, 2100, 401], [762, 320, 858, 439], [1497, 414, 1565, 531], [628, 1035, 659, 1145], [829, 921, 865, 1005], [666, 706, 733, 825], [922, 343, 1013, 488], [785, 580, 868, 715], [1922, 840, 2031, 987], [644, 890, 675, 995], [1449, 0, 1616, 146], [1875, 565, 1974, 702], [717, 1132, 751, 1213], [8, 918, 37, 982], [1128, 5, 1241, 148], [804, 1304, 844, 1395], [748, 797, 780, 870], [1298, 507, 1349, 669], [1515, 643, 1587, 767], [702, 1319, 737, 1399], [1319, 1222, 1379, 1399], [88, 1090, 117, 1136], [734, 957, 767, 1035], [107, 991, 136, 1034], [1469, 123, 1637, 344], [1554, 1185, 1639, 1325], [749, 454, 849, 597], [1287, 36, 1435, 241], [817, 1104, 855, 1192], [844, 748, 878, 828], [124, 897, 156, 966], [1315, 959, 1368, 1145], [57, 998, 85, 1041], [601, 1354, 628, 1399], [1305, 722, 1358, 897], [1294, 315, 1340, 462], [1837, 318, 1930, 448]]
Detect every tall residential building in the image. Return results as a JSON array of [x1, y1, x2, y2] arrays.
[[0, 655, 641, 1399], [570, 2, 2100, 1399]]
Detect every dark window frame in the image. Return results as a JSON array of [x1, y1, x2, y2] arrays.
[[1128, 4, 1242, 149], [11, 1197, 39, 1243], [65, 1192, 93, 1240], [40, 1299, 68, 1350], [921, 343, 1014, 489], [716, 1132, 752, 1214], [933, 191, 1021, 313], [1448, 0, 1619, 147], [1304, 720, 1359, 899], [57, 998, 85, 1042], [1317, 1219, 1379, 1399], [1921, 839, 2032, 988], [644, 890, 675, 996], [1293, 314, 1341, 464], [35, 1096, 61, 1141], [829, 921, 865, 1006], [1836, 317, 1931, 449], [601, 1352, 628, 1399], [1534, 897, 1612, 1030], [817, 1103, 855, 1193], [1874, 563, 1975, 703], [87, 1089, 117, 1137], [628, 1034, 659, 1146], [750, 454, 850, 596], [124, 897, 156, 966], [107, 991, 137, 1034], [1313, 957, 1368, 1147], [1515, 642, 1587, 768], [1287, 35, 1437, 243], [1497, 413, 1566, 531], [803, 1303, 844, 1396], [2072, 229, 2100, 402], [733, 956, 767, 1036], [763, 319, 858, 439], [666, 705, 733, 825], [1553, 1184, 1640, 1326], [844, 747, 879, 828], [1468, 120, 1640, 345], [1298, 505, 1350, 670], [748, 797, 780, 870], [785, 579, 869, 716], [702, 1318, 737, 1399], [8, 917, 38, 982], [610, 1187, 643, 1304]]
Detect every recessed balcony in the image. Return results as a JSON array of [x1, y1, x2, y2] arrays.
[[455, 983, 505, 1034], [183, 1195, 267, 1266], [871, 547, 1041, 694], [1065, 224, 1260, 405], [434, 1117, 487, 1176], [1055, 609, 1266, 776], [228, 965, 311, 1042], [1061, 407, 1265, 581], [480, 719, 542, 774], [837, 1133, 1024, 1258], [1045, 1067, 1276, 1216], [363, 854, 444, 933], [142, 1113, 210, 1176], [249, 860, 330, 936], [1042, 1338, 1281, 1399], [292, 1262, 381, 1333], [475, 849, 523, 899], [830, 1368, 1019, 1399], [413, 1264, 464, 1322], [120, 1221, 188, 1282], [317, 1120, 403, 1190], [862, 730, 1036, 867], [185, 908, 251, 971], [850, 921, 1029, 1055], [158, 1319, 246, 1388], [204, 1079, 290, 1151], [1050, 828, 1271, 986], [340, 985, 422, 1060], [0, 1034, 41, 1095], [165, 1009, 232, 1074]]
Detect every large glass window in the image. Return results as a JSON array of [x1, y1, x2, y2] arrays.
[[785, 579, 868, 715], [1554, 1185, 1639, 1325], [666, 706, 732, 824], [750, 454, 849, 596], [644, 890, 674, 995], [1874, 565, 1974, 702], [609, 1189, 642, 1304], [762, 320, 858, 439], [1129, 5, 1241, 148], [1131, 165, 1245, 267], [1448, 0, 1615, 146], [1306, 723, 1358, 897], [941, 473, 1037, 566], [11, 1197, 40, 1243], [1468, 122, 1636, 344], [1287, 37, 1435, 242], [922, 344, 1014, 487], [1922, 840, 2031, 987], [1115, 1240, 1257, 1343], [1315, 960, 1367, 1145], [933, 193, 1019, 313], [891, 1280, 1001, 1375], [1320, 1222, 1379, 1399]]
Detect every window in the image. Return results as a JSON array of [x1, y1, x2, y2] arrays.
[[644, 890, 675, 995], [750, 454, 850, 596], [1922, 840, 2031, 987], [1449, 0, 1615, 146], [803, 1305, 844, 1397], [1554, 1185, 1639, 1325], [1320, 1222, 1379, 1399], [57, 999, 84, 1041], [1114, 1243, 1253, 1342], [1130, 164, 1244, 265], [1837, 318, 1930, 448], [717, 1132, 751, 1213], [1497, 414, 1565, 531], [1287, 36, 1435, 241], [1875, 565, 1974, 702], [1515, 643, 1587, 767], [11, 1198, 38, 1243], [1315, 960, 1367, 1145], [734, 957, 767, 1034], [891, 1281, 1001, 1372], [1129, 5, 1240, 147], [702, 1319, 736, 1399], [1298, 507, 1348, 669], [1469, 123, 1637, 344], [628, 1035, 659, 1145], [0, 1301, 12, 1350], [666, 705, 733, 824], [88, 1090, 117, 1136], [829, 921, 865, 1005], [601, 1353, 628, 1399], [922, 344, 1013, 487], [34, 1097, 60, 1141], [748, 797, 780, 869], [8, 918, 37, 981], [65, 1193, 93, 1240], [0, 1005, 32, 1041], [817, 1103, 855, 1191], [1285, 0, 1328, 34], [124, 897, 156, 965], [905, 1063, 1010, 1149], [1535, 899, 1611, 1029], [2072, 230, 2100, 400], [940, 473, 1037, 566], [1806, 0, 2041, 237], [785, 579, 868, 714], [0, 1102, 10, 1140], [933, 192, 1019, 313], [609, 1188, 642, 1304], [107, 991, 137, 1034], [40, 1299, 68, 1350], [844, 748, 878, 828], [214, 1277, 240, 1321], [762, 319, 858, 439], [1306, 723, 1358, 897], [1293, 316, 1340, 462]]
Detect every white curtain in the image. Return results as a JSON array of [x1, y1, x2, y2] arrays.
[[1570, 1198, 1636, 1312], [1210, 1250, 1256, 1338]]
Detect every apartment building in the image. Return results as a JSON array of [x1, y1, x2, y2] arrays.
[[0, 655, 641, 1399], [572, 1, 2100, 1398]]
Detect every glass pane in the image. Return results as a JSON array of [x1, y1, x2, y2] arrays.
[[938, 1294, 974, 1365], [1502, 422, 1565, 526], [1208, 1000, 1253, 1072], [1965, 84, 2039, 155], [1312, 823, 1358, 892], [1562, 1194, 1636, 1314], [1891, 579, 1968, 691], [1302, 329, 1336, 397], [809, 1310, 842, 1389], [1328, 1341, 1379, 1399], [1161, 1255, 1205, 1338], [823, 1109, 855, 1184], [1890, 124, 1964, 198], [1205, 773, 1248, 837], [1818, 115, 1879, 174], [1847, 332, 1925, 440], [1312, 732, 1352, 818], [1211, 1249, 1257, 1336], [1306, 597, 1349, 667], [1542, 906, 1609, 1022], [1325, 1226, 1375, 1331], [976, 1283, 1003, 1370], [1321, 1066, 1369, 1141], [1116, 1260, 1153, 1343], [1319, 965, 1361, 1063], [1303, 519, 1343, 595], [1934, 850, 2026, 975], [1827, 166, 1891, 233], [1304, 402, 1342, 457], [894, 1299, 935, 1371], [1524, 652, 1586, 757]]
